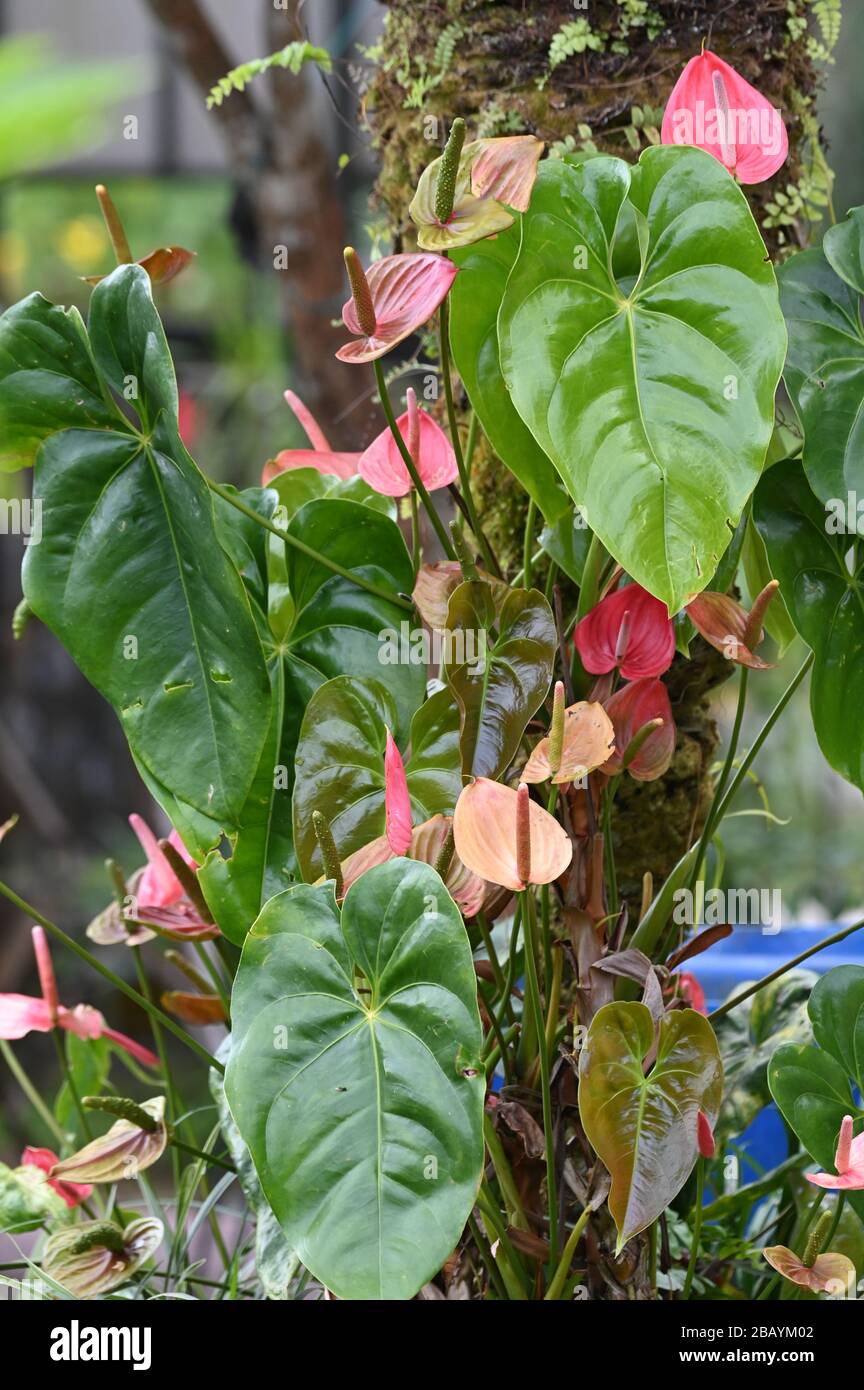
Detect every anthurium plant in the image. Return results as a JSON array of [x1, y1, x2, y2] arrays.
[[2, 47, 864, 1305]]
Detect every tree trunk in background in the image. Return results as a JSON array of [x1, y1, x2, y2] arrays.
[[365, 0, 826, 909], [144, 0, 360, 442]]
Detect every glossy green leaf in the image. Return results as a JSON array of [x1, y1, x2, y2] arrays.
[[498, 148, 786, 612], [713, 970, 816, 1141], [225, 860, 485, 1300], [578, 1001, 723, 1250], [19, 266, 271, 827], [449, 228, 568, 521], [779, 210, 864, 503], [809, 965, 864, 1095], [768, 1043, 854, 1172], [740, 513, 797, 657], [444, 579, 556, 779], [539, 509, 593, 584], [754, 460, 864, 789], [268, 466, 395, 523], [292, 678, 461, 881]]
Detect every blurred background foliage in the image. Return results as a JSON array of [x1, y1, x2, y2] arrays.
[[0, 0, 863, 1166]]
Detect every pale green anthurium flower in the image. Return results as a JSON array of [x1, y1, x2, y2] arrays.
[[409, 134, 543, 251]]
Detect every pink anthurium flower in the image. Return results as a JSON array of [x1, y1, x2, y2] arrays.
[[262, 389, 362, 485], [574, 583, 675, 680], [686, 581, 779, 669], [336, 248, 458, 364], [601, 677, 675, 782], [340, 814, 488, 919], [661, 49, 788, 184], [129, 814, 196, 910], [762, 1245, 855, 1297], [806, 1115, 864, 1189], [21, 1146, 92, 1208], [453, 778, 572, 893], [384, 728, 413, 854], [359, 387, 458, 497], [0, 927, 159, 1069]]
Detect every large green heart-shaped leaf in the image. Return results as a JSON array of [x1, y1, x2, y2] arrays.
[[225, 860, 485, 1300], [578, 1001, 723, 1250], [498, 148, 786, 612], [201, 498, 424, 938], [779, 208, 864, 503], [753, 459, 864, 790], [449, 228, 568, 522], [18, 266, 271, 826], [292, 677, 461, 881], [444, 579, 556, 779], [809, 965, 864, 1095], [713, 970, 816, 1142]]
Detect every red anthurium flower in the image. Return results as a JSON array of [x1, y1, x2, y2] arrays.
[[22, 1146, 92, 1208], [575, 584, 674, 680], [0, 927, 159, 1069], [384, 728, 413, 855], [359, 387, 458, 497], [262, 390, 362, 485], [661, 49, 788, 185], [697, 1109, 716, 1159], [601, 677, 675, 782], [686, 581, 778, 669], [129, 814, 196, 910], [336, 248, 458, 364], [675, 972, 707, 1016], [806, 1115, 864, 1190], [453, 779, 572, 893]]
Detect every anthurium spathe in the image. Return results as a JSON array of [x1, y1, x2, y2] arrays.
[[574, 583, 675, 680], [761, 1244, 855, 1297], [601, 677, 675, 782], [453, 778, 572, 892], [130, 814, 196, 910], [41, 1217, 163, 1297], [336, 247, 457, 363], [50, 1097, 168, 1185], [359, 387, 458, 497], [262, 389, 361, 485], [661, 49, 788, 184], [687, 581, 779, 669], [0, 927, 159, 1069], [522, 695, 615, 786], [409, 126, 543, 252], [21, 1147, 92, 1208], [384, 728, 413, 853], [805, 1115, 864, 1190], [340, 813, 487, 919]]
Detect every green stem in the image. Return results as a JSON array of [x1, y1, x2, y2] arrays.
[[439, 297, 501, 576], [544, 1205, 592, 1300], [483, 1111, 530, 1231], [0, 1039, 66, 1144], [682, 1157, 705, 1300], [523, 499, 537, 590], [522, 889, 559, 1269], [574, 531, 606, 623], [208, 477, 412, 610], [468, 1211, 509, 1300], [169, 1137, 236, 1174], [688, 665, 748, 894], [133, 947, 181, 1189], [409, 490, 420, 573], [373, 359, 456, 560], [0, 878, 224, 1072], [52, 1028, 93, 1141], [709, 914, 864, 1021], [194, 942, 230, 1012]]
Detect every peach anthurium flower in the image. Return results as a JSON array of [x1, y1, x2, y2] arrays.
[[661, 49, 788, 184], [453, 778, 572, 893], [0, 927, 159, 1069], [574, 583, 675, 680], [409, 132, 544, 251], [601, 677, 675, 783], [522, 700, 615, 786], [686, 581, 779, 670], [761, 1245, 856, 1296], [50, 1098, 167, 1185], [336, 248, 457, 364], [384, 728, 413, 854], [41, 1217, 163, 1297], [805, 1115, 864, 1190], [21, 1147, 92, 1208], [262, 389, 362, 485], [359, 387, 458, 497]]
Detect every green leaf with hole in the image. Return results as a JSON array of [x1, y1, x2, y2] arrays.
[[444, 579, 556, 778], [292, 677, 461, 882], [578, 1001, 723, 1251], [498, 148, 785, 612], [225, 860, 485, 1300], [449, 228, 568, 522], [19, 265, 271, 827], [754, 459, 864, 790]]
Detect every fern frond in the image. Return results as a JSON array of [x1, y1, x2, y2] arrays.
[[206, 42, 332, 109]]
